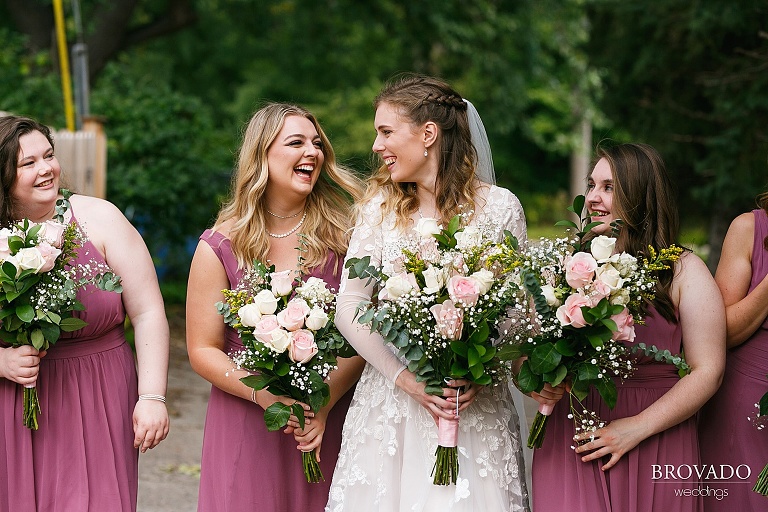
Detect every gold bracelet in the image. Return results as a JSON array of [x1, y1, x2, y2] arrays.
[[250, 387, 257, 404]]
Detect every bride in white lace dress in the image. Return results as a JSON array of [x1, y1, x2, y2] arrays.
[[327, 74, 530, 512]]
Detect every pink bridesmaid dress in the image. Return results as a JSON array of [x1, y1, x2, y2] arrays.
[[0, 207, 139, 511], [196, 229, 355, 512]]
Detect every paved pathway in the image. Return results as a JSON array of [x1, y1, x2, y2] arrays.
[[138, 307, 207, 512]]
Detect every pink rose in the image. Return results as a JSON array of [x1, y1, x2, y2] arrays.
[[589, 280, 612, 303], [610, 308, 635, 342], [0, 227, 14, 260], [555, 293, 591, 328], [289, 329, 319, 363], [39, 220, 66, 248], [564, 252, 598, 289], [35, 241, 61, 272], [253, 315, 280, 344], [270, 269, 295, 297], [276, 298, 310, 331], [430, 300, 464, 340], [447, 275, 481, 307]]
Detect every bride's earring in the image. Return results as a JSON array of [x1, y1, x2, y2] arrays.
[[424, 148, 428, 157]]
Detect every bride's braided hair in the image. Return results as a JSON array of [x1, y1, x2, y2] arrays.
[[362, 74, 477, 230]]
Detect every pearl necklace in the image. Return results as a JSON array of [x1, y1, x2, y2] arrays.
[[267, 211, 307, 238], [266, 208, 302, 219]]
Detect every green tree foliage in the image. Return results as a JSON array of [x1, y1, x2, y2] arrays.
[[585, 0, 768, 267], [90, 60, 230, 279]]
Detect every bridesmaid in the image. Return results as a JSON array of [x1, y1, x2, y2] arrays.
[[699, 190, 768, 510], [531, 142, 725, 512], [0, 115, 170, 511], [186, 103, 365, 512]]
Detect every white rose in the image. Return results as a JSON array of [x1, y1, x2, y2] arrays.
[[470, 269, 495, 294], [3, 254, 20, 277], [611, 288, 631, 306], [422, 265, 447, 294], [454, 226, 483, 250], [14, 247, 47, 273], [595, 264, 624, 291], [305, 307, 330, 331], [541, 284, 561, 307], [252, 289, 279, 314], [590, 235, 616, 262], [265, 328, 292, 353], [414, 217, 442, 238], [237, 303, 263, 327], [384, 273, 417, 299]]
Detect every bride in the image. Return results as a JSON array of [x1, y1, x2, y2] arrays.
[[327, 74, 530, 512]]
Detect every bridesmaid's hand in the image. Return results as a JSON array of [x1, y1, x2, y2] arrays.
[[133, 400, 170, 453], [573, 416, 648, 471], [293, 409, 328, 462], [0, 346, 46, 386], [530, 382, 567, 408]]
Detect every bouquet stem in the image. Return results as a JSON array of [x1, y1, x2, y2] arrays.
[[753, 463, 768, 496], [23, 384, 40, 430], [527, 403, 553, 449], [302, 449, 324, 483], [432, 416, 459, 485]]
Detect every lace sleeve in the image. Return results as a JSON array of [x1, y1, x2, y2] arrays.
[[335, 198, 407, 383], [503, 189, 527, 245], [480, 185, 527, 244]]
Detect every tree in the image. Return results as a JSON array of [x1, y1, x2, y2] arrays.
[[585, 0, 768, 268], [2, 0, 197, 85]]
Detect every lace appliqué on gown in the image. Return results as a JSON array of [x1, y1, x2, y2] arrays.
[[328, 186, 530, 512]]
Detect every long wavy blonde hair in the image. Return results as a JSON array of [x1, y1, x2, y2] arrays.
[[214, 103, 364, 271], [361, 74, 478, 229]]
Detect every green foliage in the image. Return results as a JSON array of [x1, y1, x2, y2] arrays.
[[90, 62, 231, 278], [586, 0, 768, 218], [0, 28, 64, 126]]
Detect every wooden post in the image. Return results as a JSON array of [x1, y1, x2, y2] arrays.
[[82, 116, 107, 199]]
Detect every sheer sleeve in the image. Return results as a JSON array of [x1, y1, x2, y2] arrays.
[[335, 197, 407, 383]]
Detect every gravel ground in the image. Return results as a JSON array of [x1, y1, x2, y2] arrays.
[[138, 306, 207, 512]]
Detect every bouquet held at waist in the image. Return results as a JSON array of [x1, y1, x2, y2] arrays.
[[216, 258, 356, 483], [0, 191, 122, 430], [345, 211, 526, 485]]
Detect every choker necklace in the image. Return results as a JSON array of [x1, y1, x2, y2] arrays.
[[266, 208, 302, 219], [267, 211, 307, 238]]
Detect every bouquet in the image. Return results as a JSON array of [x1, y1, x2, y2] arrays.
[[495, 196, 685, 449], [345, 213, 523, 485], [216, 261, 356, 483], [0, 192, 122, 429], [751, 382, 768, 495]]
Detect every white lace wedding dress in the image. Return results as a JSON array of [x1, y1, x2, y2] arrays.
[[327, 185, 531, 512]]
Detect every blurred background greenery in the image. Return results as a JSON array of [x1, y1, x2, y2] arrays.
[[1, 0, 766, 305]]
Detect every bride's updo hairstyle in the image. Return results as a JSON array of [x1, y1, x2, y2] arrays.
[[363, 74, 478, 229]]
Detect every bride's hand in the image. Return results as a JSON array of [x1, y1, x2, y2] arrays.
[[395, 370, 457, 423], [443, 379, 482, 413]]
